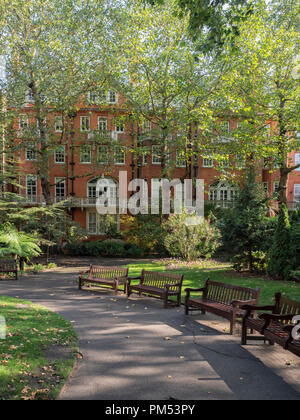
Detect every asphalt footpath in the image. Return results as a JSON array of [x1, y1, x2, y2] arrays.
[[0, 266, 299, 400]]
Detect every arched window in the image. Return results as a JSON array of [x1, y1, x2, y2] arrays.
[[209, 182, 238, 207], [87, 177, 119, 205]]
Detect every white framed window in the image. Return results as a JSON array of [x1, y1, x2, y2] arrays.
[[152, 145, 162, 164], [80, 145, 91, 164], [98, 145, 108, 164], [26, 175, 37, 203], [87, 212, 119, 235], [143, 120, 151, 133], [25, 147, 36, 161], [54, 146, 65, 164], [295, 153, 300, 171], [209, 182, 238, 206], [87, 177, 119, 206], [108, 91, 117, 104], [263, 182, 269, 194], [115, 118, 124, 133], [80, 116, 90, 132], [219, 156, 230, 169], [274, 181, 279, 194], [87, 91, 98, 103], [143, 153, 148, 165], [54, 116, 63, 132], [220, 121, 230, 135], [294, 184, 300, 202], [55, 177, 66, 202], [19, 114, 28, 129], [176, 150, 186, 168], [235, 154, 246, 169], [87, 212, 97, 234], [98, 117, 108, 132], [114, 146, 125, 165], [203, 156, 213, 168]]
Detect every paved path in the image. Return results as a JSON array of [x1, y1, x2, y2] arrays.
[[0, 266, 299, 400]]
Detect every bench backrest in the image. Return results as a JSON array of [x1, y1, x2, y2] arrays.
[[0, 260, 17, 272], [141, 270, 184, 291], [275, 293, 300, 316], [203, 279, 260, 305], [89, 266, 128, 279]]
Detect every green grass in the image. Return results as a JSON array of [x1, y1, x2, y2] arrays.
[[0, 295, 78, 400], [126, 259, 300, 306]]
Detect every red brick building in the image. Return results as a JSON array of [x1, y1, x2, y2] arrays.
[[9, 91, 300, 237]]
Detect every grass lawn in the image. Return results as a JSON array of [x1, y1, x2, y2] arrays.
[[126, 259, 300, 306], [0, 295, 78, 400]]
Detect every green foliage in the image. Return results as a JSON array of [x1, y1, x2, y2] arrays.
[[290, 271, 300, 283], [65, 239, 143, 258], [267, 203, 294, 280], [121, 215, 165, 255], [0, 223, 42, 260], [232, 250, 268, 273], [218, 171, 274, 272], [163, 213, 221, 261]]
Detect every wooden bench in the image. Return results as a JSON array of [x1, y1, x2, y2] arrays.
[[241, 293, 300, 357], [127, 270, 184, 308], [78, 266, 129, 295], [185, 279, 260, 334], [0, 260, 18, 280]]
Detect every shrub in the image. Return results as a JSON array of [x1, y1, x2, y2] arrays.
[[290, 270, 300, 283], [232, 251, 268, 273], [163, 213, 220, 261], [267, 203, 294, 280], [218, 170, 274, 272], [65, 239, 143, 258], [121, 215, 165, 255]]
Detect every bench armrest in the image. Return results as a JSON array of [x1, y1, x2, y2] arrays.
[[165, 282, 183, 290], [127, 276, 141, 285], [231, 299, 257, 308], [114, 275, 128, 281], [79, 270, 90, 277], [185, 287, 205, 299], [241, 304, 276, 319], [259, 313, 296, 322]]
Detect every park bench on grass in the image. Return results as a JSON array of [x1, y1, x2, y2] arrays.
[[0, 259, 18, 280], [185, 279, 260, 334], [241, 293, 300, 357], [127, 270, 184, 308], [78, 266, 129, 295]]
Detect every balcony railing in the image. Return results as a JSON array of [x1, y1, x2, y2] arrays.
[[3, 195, 300, 211]]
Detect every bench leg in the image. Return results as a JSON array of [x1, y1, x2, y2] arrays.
[[163, 292, 168, 308], [241, 320, 247, 345], [114, 280, 119, 295], [78, 278, 82, 290], [15, 271, 18, 281], [176, 293, 181, 307], [184, 299, 189, 315]]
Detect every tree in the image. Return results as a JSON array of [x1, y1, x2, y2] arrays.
[[0, 223, 42, 269], [218, 170, 274, 272], [0, 0, 116, 204], [267, 203, 294, 280], [218, 0, 300, 204], [146, 0, 253, 52], [113, 1, 220, 180]]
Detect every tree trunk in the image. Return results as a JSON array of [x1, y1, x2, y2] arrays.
[[278, 167, 289, 205]]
